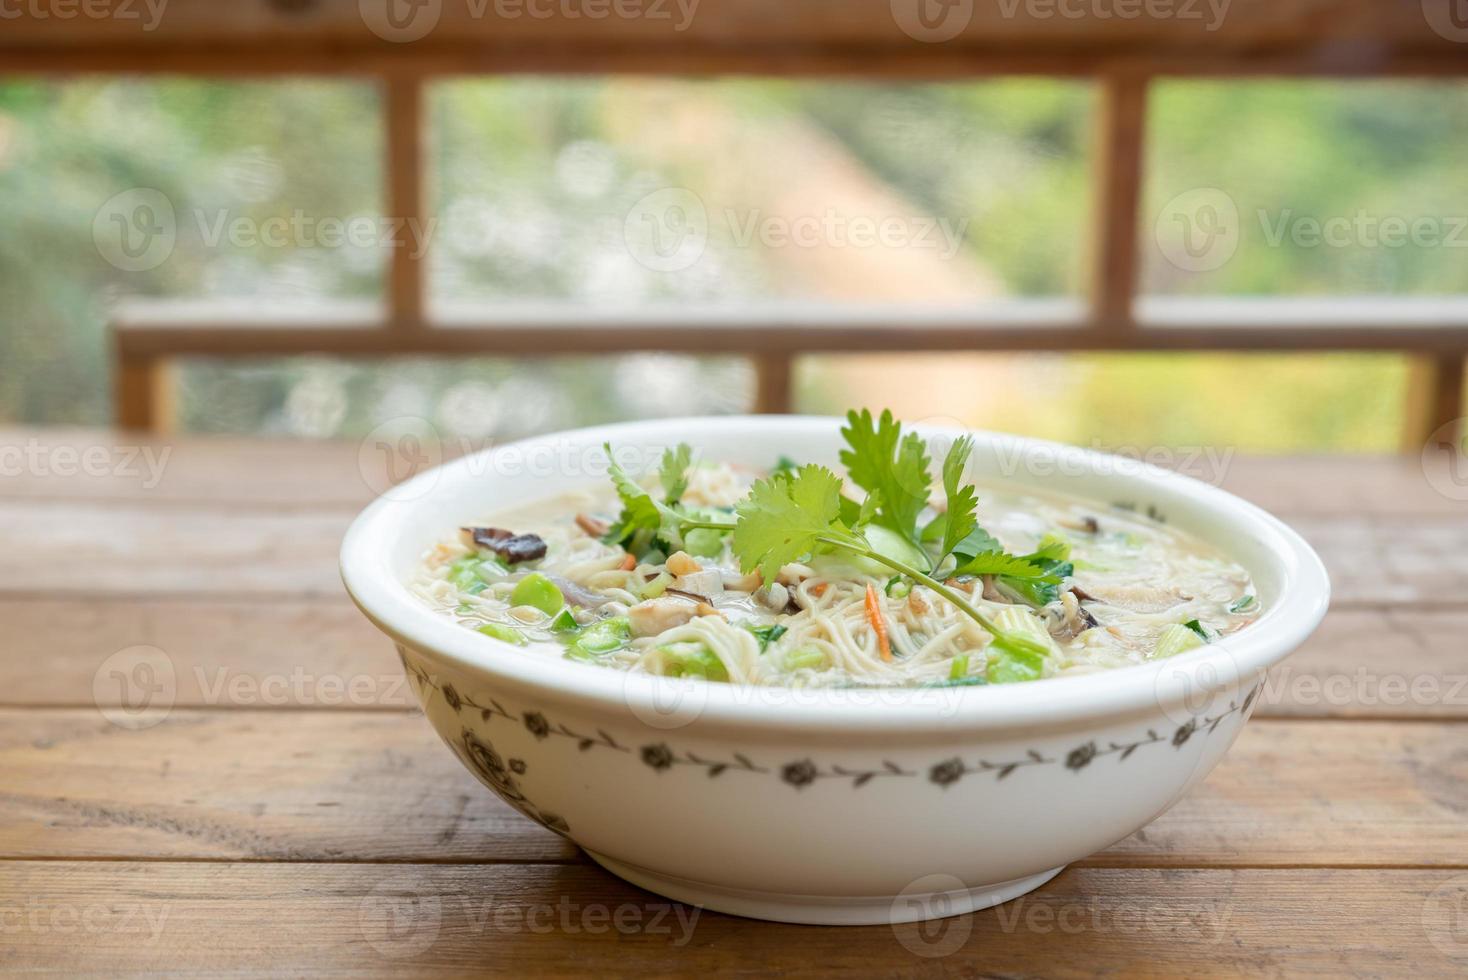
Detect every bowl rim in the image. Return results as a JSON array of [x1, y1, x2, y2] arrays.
[[340, 414, 1330, 733]]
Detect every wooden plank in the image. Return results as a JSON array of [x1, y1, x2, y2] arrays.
[[386, 77, 425, 333], [3, 597, 1464, 719], [0, 501, 351, 597], [0, 710, 577, 863], [113, 355, 174, 433], [1, 0, 1462, 53], [1089, 74, 1147, 329], [5, 429, 1466, 519], [0, 863, 1460, 976], [2, 712, 1462, 868], [1403, 354, 1467, 452], [108, 294, 1468, 355], [752, 353, 792, 414]]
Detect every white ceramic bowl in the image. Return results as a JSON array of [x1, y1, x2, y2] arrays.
[[341, 416, 1329, 925]]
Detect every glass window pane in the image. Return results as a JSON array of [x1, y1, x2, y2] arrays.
[[0, 78, 382, 425], [431, 77, 1092, 310], [798, 352, 1409, 453], [1143, 80, 1468, 297], [176, 356, 752, 439]]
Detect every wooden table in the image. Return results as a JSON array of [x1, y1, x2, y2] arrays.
[[2, 428, 1465, 976]]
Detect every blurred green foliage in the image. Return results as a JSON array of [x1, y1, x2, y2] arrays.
[[0, 76, 1460, 449]]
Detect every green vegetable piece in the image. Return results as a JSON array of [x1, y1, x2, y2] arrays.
[[923, 675, 988, 688], [1033, 532, 1072, 562], [839, 408, 933, 543], [985, 644, 1047, 684], [747, 623, 788, 652], [1228, 595, 1257, 614], [659, 641, 729, 682], [448, 556, 483, 592], [660, 443, 694, 505], [477, 622, 526, 646], [864, 524, 930, 573], [1182, 619, 1211, 642], [510, 573, 563, 616], [783, 647, 827, 671], [568, 616, 632, 659], [949, 653, 970, 681], [641, 571, 673, 600], [549, 608, 579, 633], [683, 527, 725, 558], [885, 576, 911, 599], [1154, 623, 1206, 659]]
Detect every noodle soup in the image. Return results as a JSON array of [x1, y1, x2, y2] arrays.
[[409, 458, 1260, 688]]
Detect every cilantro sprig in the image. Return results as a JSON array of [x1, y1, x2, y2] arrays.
[[603, 414, 1070, 673]]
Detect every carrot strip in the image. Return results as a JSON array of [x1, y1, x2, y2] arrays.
[[620, 553, 636, 571], [865, 583, 892, 662], [810, 582, 829, 598]]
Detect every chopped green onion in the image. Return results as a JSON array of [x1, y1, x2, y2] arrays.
[[640, 571, 673, 600], [658, 641, 729, 682], [1154, 623, 1206, 659], [477, 622, 526, 646], [784, 647, 827, 671], [747, 623, 788, 652], [566, 616, 632, 661], [510, 573, 563, 616], [1228, 595, 1257, 614], [1182, 619, 1211, 642], [549, 608, 579, 633], [885, 576, 911, 599], [948, 654, 970, 681], [985, 607, 1056, 684]]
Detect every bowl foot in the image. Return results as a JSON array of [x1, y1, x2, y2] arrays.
[[584, 851, 1065, 926]]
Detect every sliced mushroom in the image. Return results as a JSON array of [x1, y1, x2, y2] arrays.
[[627, 595, 700, 637]]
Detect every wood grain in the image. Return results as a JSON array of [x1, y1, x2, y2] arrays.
[[0, 863, 1461, 976], [3, 712, 1463, 868]]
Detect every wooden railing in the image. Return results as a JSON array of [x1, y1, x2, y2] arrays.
[[6, 0, 1467, 442]]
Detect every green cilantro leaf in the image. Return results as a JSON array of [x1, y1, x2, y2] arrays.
[[839, 409, 932, 542], [659, 443, 693, 505], [954, 552, 1056, 580], [939, 435, 980, 561], [732, 465, 851, 583], [603, 443, 686, 552]]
